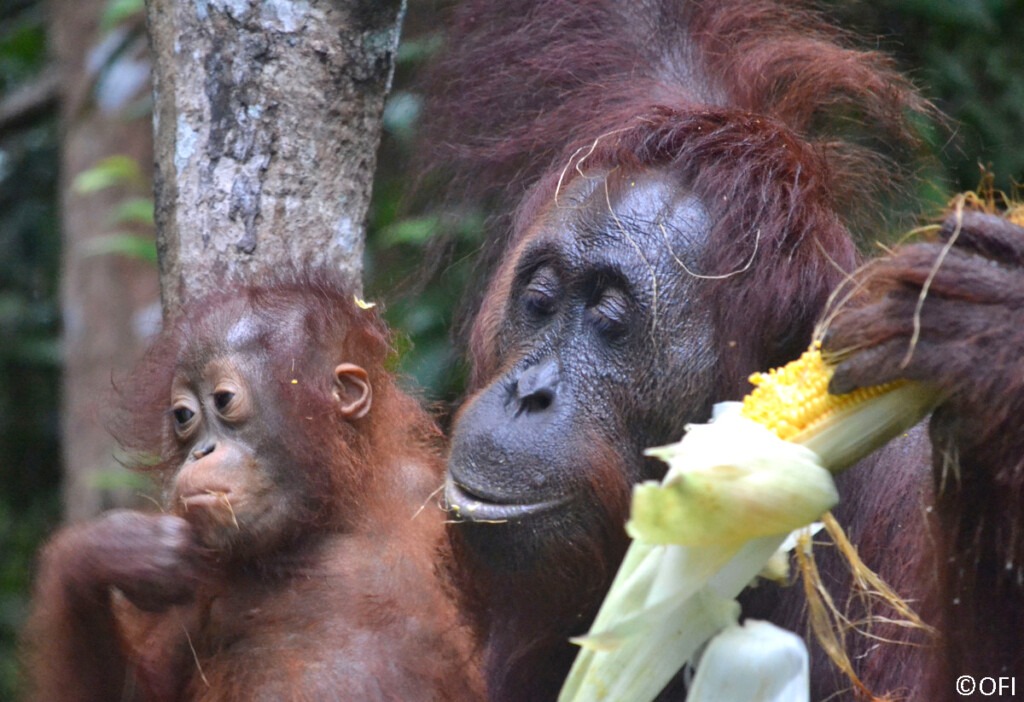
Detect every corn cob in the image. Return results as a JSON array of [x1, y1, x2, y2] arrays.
[[740, 343, 939, 472], [560, 343, 941, 702], [740, 345, 901, 440]]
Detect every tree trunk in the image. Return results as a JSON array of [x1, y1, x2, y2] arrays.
[[51, 0, 161, 521], [146, 0, 404, 312]]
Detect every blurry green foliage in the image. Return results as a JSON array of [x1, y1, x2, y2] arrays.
[[365, 21, 485, 406], [82, 233, 158, 263], [0, 6, 45, 88], [71, 154, 146, 193], [100, 0, 144, 31], [74, 157, 157, 263], [0, 1, 153, 695], [110, 196, 156, 227], [0, 3, 61, 696], [826, 0, 1024, 193], [0, 499, 57, 691]]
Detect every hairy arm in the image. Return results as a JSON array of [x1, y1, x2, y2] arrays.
[[23, 511, 204, 702], [823, 209, 1024, 697]]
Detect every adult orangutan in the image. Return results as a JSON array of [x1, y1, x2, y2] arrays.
[[21, 275, 482, 701], [423, 0, 1021, 699]]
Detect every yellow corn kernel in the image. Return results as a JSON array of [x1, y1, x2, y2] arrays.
[[740, 343, 939, 472], [740, 345, 904, 441]]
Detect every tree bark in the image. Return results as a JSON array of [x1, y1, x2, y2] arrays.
[[51, 0, 161, 521], [146, 0, 404, 312]]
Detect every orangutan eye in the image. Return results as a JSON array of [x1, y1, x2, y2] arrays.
[[213, 391, 235, 412], [173, 406, 196, 426], [523, 288, 556, 316], [211, 381, 250, 422], [587, 288, 630, 339], [521, 266, 560, 317], [170, 386, 200, 438]]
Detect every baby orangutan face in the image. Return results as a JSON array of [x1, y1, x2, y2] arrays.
[[163, 313, 372, 560], [167, 357, 268, 554]]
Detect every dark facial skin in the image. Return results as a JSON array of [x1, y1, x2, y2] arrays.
[[446, 169, 718, 568]]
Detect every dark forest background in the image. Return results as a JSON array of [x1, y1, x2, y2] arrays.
[[1, 0, 1022, 695]]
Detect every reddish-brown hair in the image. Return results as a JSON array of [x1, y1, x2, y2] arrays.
[[423, 0, 931, 383]]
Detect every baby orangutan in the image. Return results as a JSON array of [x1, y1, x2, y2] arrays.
[[22, 275, 482, 701]]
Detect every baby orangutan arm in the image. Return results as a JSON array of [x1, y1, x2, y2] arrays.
[[23, 511, 205, 702]]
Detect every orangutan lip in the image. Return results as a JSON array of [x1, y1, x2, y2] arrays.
[[178, 490, 232, 510], [444, 476, 566, 523]]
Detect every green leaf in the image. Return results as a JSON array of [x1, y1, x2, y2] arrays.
[[101, 0, 145, 30], [72, 155, 143, 193], [378, 215, 440, 246], [82, 233, 157, 263], [396, 34, 443, 64], [108, 197, 154, 227]]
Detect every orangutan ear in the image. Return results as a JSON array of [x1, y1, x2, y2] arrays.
[[333, 363, 372, 419]]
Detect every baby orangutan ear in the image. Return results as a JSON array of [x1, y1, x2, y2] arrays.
[[333, 363, 372, 419]]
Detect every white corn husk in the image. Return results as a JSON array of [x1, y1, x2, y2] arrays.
[[794, 384, 939, 472], [559, 404, 837, 702], [686, 620, 810, 702], [561, 376, 939, 702], [629, 408, 836, 547]]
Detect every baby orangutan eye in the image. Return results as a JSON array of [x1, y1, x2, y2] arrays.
[[173, 406, 196, 426], [213, 391, 235, 412], [211, 381, 251, 422], [171, 401, 199, 439]]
